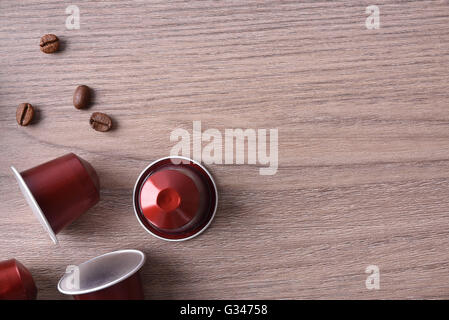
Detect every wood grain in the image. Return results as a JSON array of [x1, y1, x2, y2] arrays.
[[1, 0, 449, 299]]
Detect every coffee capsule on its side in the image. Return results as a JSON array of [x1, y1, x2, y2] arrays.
[[11, 153, 100, 244], [58, 249, 145, 300], [0, 259, 37, 300]]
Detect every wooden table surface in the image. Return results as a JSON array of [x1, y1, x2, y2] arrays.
[[1, 0, 449, 300]]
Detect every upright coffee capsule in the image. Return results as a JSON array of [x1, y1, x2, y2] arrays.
[[0, 259, 37, 300], [58, 249, 145, 300], [133, 156, 218, 241], [11, 153, 100, 244]]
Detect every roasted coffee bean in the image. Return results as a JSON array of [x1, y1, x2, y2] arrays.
[[90, 112, 112, 132], [73, 85, 91, 109], [40, 34, 59, 53], [16, 103, 34, 126]]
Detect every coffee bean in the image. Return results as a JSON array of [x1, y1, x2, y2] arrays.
[[40, 34, 59, 53], [16, 103, 34, 126], [73, 85, 91, 109], [90, 112, 112, 132]]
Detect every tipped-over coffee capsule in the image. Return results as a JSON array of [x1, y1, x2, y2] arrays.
[[11, 153, 100, 244], [0, 259, 37, 300], [133, 156, 218, 241], [58, 249, 145, 300]]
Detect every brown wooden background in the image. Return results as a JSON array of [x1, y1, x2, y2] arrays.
[[1, 0, 449, 299]]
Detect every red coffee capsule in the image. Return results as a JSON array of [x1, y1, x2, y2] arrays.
[[11, 153, 100, 244], [57, 249, 145, 300], [133, 156, 218, 241], [0, 259, 37, 300]]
